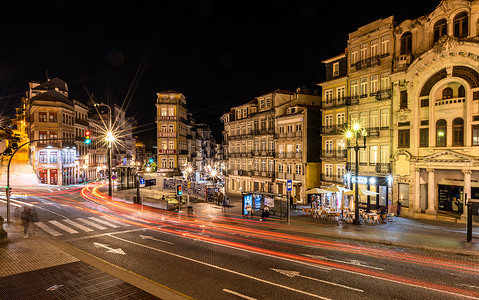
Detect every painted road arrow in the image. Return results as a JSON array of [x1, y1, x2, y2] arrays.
[[139, 234, 173, 245], [303, 254, 384, 270], [93, 242, 126, 255], [271, 268, 363, 292]]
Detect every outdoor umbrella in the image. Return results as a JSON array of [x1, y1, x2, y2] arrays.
[[344, 188, 379, 196], [305, 188, 328, 194], [324, 185, 352, 209]]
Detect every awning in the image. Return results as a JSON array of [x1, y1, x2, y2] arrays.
[[344, 188, 379, 196], [323, 184, 351, 193], [305, 188, 329, 194]]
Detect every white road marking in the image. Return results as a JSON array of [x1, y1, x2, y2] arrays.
[[48, 220, 78, 234], [76, 218, 107, 230], [303, 254, 384, 270], [109, 235, 330, 300], [89, 217, 119, 228], [100, 215, 131, 226], [271, 268, 363, 292], [0, 199, 22, 207], [35, 222, 63, 236], [63, 219, 94, 232], [223, 289, 257, 300], [139, 234, 173, 244], [93, 242, 126, 255]]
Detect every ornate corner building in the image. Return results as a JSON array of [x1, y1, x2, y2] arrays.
[[322, 0, 479, 219]]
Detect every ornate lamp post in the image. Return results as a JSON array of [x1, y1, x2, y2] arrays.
[[345, 123, 367, 225]]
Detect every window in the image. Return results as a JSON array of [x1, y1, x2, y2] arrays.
[[266, 98, 271, 107], [400, 91, 408, 109], [169, 158, 174, 168], [453, 12, 468, 38], [49, 131, 58, 140], [333, 62, 339, 77], [325, 90, 333, 103], [367, 147, 377, 167], [243, 108, 247, 118], [39, 131, 47, 144], [400, 32, 412, 55], [369, 111, 378, 128], [278, 163, 283, 173], [325, 115, 333, 127], [337, 113, 345, 126], [434, 19, 448, 43], [380, 73, 390, 90], [260, 99, 265, 109], [420, 128, 429, 147], [350, 81, 358, 97], [436, 119, 447, 147], [254, 159, 259, 171], [351, 48, 358, 64], [381, 36, 390, 55], [398, 129, 410, 148], [161, 107, 167, 116], [50, 152, 58, 163], [442, 87, 453, 99], [359, 149, 367, 165], [39, 112, 47, 122], [337, 165, 345, 179], [325, 164, 333, 177], [371, 40, 379, 57], [325, 140, 333, 153], [161, 141, 167, 150], [350, 113, 358, 125], [161, 158, 167, 168], [295, 164, 302, 175], [168, 125, 174, 132], [169, 141, 175, 149], [336, 87, 345, 100], [360, 112, 368, 129], [168, 107, 175, 116], [49, 112, 57, 123], [295, 144, 301, 153], [269, 160, 274, 172], [380, 145, 389, 163], [360, 78, 368, 96], [360, 44, 368, 60], [287, 164, 292, 174], [453, 118, 464, 146], [261, 160, 266, 172], [459, 85, 465, 97], [370, 75, 378, 94], [473, 125, 479, 146], [38, 151, 47, 163]]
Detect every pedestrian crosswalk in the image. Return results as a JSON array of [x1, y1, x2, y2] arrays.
[[35, 215, 131, 237]]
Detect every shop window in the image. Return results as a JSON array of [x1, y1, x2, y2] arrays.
[[434, 19, 448, 43], [420, 128, 429, 147], [398, 129, 410, 148], [442, 87, 453, 99], [453, 118, 464, 146], [398, 183, 410, 208], [453, 12, 468, 38], [49, 112, 57, 123], [39, 151, 47, 163], [436, 119, 447, 147], [400, 32, 412, 55]]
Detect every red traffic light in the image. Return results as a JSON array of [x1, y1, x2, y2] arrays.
[[176, 184, 183, 196], [84, 130, 91, 145]]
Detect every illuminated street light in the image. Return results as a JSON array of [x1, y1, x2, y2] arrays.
[[94, 103, 113, 197]]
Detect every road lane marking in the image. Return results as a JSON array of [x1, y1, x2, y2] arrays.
[[108, 235, 331, 300], [35, 222, 63, 236], [140, 234, 173, 244], [49, 220, 79, 234], [65, 228, 146, 242], [77, 218, 107, 230], [271, 268, 363, 292], [0, 199, 22, 207], [223, 289, 256, 300], [303, 254, 384, 270], [100, 215, 131, 226], [64, 219, 94, 232], [93, 242, 126, 255], [89, 217, 120, 228]]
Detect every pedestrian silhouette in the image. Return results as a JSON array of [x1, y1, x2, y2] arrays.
[[21, 207, 33, 238]]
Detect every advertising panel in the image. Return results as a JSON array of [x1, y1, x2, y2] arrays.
[[243, 194, 253, 215]]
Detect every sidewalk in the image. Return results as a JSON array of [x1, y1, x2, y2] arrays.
[[155, 192, 479, 256]]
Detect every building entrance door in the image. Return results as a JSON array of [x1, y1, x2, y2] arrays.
[[50, 169, 58, 185], [39, 169, 47, 184], [438, 185, 463, 213]]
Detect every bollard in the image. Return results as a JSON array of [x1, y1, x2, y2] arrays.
[[467, 201, 473, 243]]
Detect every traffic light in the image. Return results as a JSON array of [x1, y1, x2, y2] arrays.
[[149, 158, 154, 163], [177, 184, 183, 196], [84, 130, 91, 145]]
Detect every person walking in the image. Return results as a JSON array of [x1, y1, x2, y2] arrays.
[[396, 201, 402, 217], [21, 207, 33, 238], [293, 196, 297, 210]]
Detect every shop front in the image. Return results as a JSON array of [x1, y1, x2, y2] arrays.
[[347, 175, 390, 211]]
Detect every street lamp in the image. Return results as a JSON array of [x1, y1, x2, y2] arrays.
[[345, 123, 367, 225], [94, 103, 114, 197]]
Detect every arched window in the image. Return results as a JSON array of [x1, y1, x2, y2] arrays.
[[434, 19, 448, 43], [458, 85, 465, 97], [436, 119, 447, 147], [442, 87, 453, 99], [454, 12, 469, 38], [400, 32, 412, 55], [453, 118, 464, 146]]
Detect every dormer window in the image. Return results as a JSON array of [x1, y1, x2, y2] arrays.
[[333, 62, 339, 77]]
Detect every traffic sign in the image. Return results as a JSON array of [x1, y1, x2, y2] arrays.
[[145, 179, 156, 187], [111, 175, 117, 180], [139, 178, 145, 185], [287, 180, 293, 191]]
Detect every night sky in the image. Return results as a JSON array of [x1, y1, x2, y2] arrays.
[[0, 0, 436, 146]]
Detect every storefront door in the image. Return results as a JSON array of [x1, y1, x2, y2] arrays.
[[438, 185, 463, 213], [50, 169, 58, 185], [39, 169, 47, 184]]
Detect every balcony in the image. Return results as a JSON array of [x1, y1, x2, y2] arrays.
[[321, 97, 348, 109], [322, 150, 347, 159], [277, 152, 302, 160], [321, 124, 347, 135], [394, 54, 412, 70], [348, 95, 359, 106], [321, 173, 344, 183], [375, 163, 391, 174], [375, 89, 392, 101], [366, 127, 380, 137], [254, 129, 274, 136], [352, 55, 381, 71], [276, 132, 302, 139]]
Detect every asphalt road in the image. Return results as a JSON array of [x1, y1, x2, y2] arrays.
[[9, 183, 479, 300]]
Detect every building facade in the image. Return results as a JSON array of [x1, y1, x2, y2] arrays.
[[222, 88, 321, 203]]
